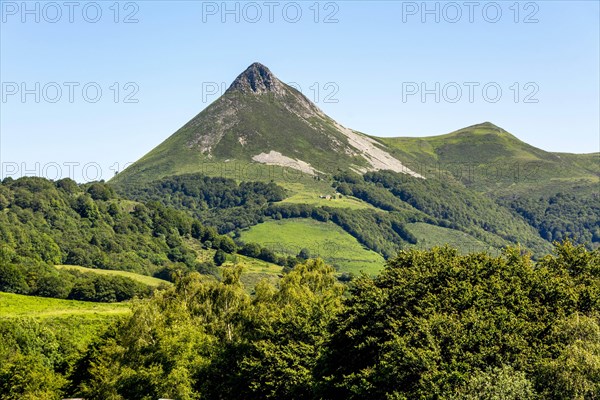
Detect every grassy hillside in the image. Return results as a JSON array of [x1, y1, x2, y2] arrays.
[[0, 292, 130, 319], [239, 218, 385, 275], [554, 152, 600, 176], [55, 265, 172, 287], [111, 87, 376, 187], [0, 292, 130, 348], [406, 222, 498, 255], [377, 122, 598, 192]]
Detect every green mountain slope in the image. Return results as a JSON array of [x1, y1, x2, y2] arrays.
[[239, 218, 385, 275], [112, 62, 422, 188], [377, 122, 598, 193], [378, 123, 599, 248], [109, 62, 598, 260]]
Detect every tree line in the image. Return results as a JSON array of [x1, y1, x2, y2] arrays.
[[0, 262, 154, 302]]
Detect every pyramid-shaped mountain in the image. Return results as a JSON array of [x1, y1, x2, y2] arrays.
[[113, 62, 422, 185]]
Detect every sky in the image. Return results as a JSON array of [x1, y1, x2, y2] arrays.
[[1, 0, 599, 182]]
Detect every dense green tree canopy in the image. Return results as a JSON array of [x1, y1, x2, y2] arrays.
[[17, 243, 586, 399], [317, 242, 600, 399]]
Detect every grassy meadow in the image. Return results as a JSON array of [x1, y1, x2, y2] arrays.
[[55, 264, 172, 287], [0, 292, 130, 346], [239, 218, 385, 275], [406, 222, 501, 255]]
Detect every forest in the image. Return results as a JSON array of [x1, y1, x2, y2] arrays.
[[2, 242, 599, 399], [499, 192, 600, 245]]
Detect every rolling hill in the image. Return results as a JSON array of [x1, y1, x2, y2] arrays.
[[377, 122, 599, 194]]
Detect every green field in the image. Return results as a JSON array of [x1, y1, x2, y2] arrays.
[[0, 292, 130, 348], [0, 292, 130, 318], [55, 264, 172, 287], [280, 191, 375, 210], [278, 182, 376, 210], [239, 218, 385, 275], [225, 254, 283, 291], [406, 222, 500, 255]]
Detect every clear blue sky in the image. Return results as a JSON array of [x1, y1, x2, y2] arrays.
[[1, 0, 598, 181]]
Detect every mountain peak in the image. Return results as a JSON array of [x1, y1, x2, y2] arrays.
[[479, 121, 503, 130], [227, 62, 284, 95], [113, 61, 425, 184], [468, 121, 503, 131]]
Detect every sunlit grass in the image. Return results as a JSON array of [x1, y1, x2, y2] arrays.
[[239, 218, 385, 275], [55, 265, 171, 287]]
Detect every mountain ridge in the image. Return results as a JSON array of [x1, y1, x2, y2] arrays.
[[226, 62, 287, 95], [112, 63, 596, 190]]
